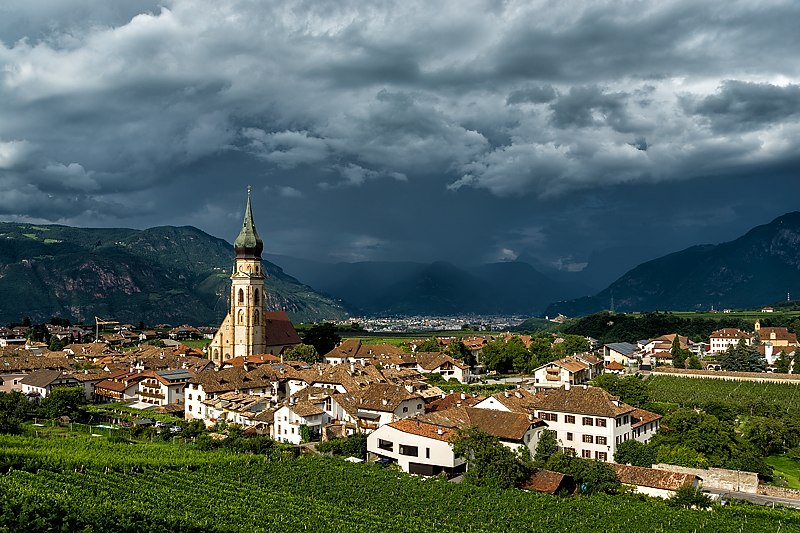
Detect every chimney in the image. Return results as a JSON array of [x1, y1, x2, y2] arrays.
[[504, 391, 510, 398], [459, 392, 466, 400], [565, 382, 571, 390], [381, 398, 388, 406], [405, 384, 414, 394], [437, 427, 443, 435]]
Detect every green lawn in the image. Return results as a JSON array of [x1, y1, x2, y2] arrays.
[[766, 455, 800, 489], [180, 339, 210, 350]]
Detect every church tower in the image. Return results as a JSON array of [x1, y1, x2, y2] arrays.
[[209, 187, 268, 366]]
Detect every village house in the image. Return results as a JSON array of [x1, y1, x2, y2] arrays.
[[526, 385, 661, 463], [136, 369, 193, 408], [413, 351, 472, 384], [708, 328, 751, 354], [532, 356, 591, 388], [203, 391, 270, 427], [20, 369, 82, 399], [610, 463, 700, 498], [603, 342, 640, 367], [367, 406, 544, 476]]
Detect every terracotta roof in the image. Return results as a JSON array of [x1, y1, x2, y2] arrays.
[[388, 418, 456, 442], [290, 400, 325, 417], [426, 392, 485, 413], [223, 354, 282, 368], [605, 361, 625, 371], [20, 369, 75, 388], [264, 311, 302, 346], [630, 408, 662, 429], [95, 379, 131, 393], [0, 355, 71, 373], [549, 357, 589, 373], [574, 353, 601, 365], [521, 469, 572, 494], [610, 464, 697, 491], [356, 383, 421, 412], [419, 406, 535, 441], [414, 351, 470, 371], [486, 388, 539, 414], [710, 328, 750, 339], [531, 386, 634, 418], [758, 327, 798, 344]]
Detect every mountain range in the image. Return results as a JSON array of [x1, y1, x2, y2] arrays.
[[266, 255, 587, 316], [545, 212, 800, 317], [0, 223, 348, 325]]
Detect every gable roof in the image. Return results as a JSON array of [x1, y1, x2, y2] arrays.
[[610, 464, 697, 491], [419, 406, 536, 441], [521, 469, 572, 494], [605, 342, 637, 356], [426, 392, 485, 413], [531, 385, 634, 418], [485, 388, 539, 414], [388, 418, 456, 442], [264, 311, 302, 346], [20, 369, 75, 388]]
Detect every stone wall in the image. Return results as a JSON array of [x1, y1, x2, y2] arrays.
[[652, 464, 759, 494], [758, 485, 800, 499]]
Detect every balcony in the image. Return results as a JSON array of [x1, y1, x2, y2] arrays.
[[139, 390, 165, 399]]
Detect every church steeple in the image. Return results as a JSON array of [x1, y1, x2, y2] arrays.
[[234, 186, 264, 258]]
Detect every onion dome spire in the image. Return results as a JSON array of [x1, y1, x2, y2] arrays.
[[234, 186, 264, 258]]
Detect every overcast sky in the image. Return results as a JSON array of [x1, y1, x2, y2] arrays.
[[1, 0, 798, 288]]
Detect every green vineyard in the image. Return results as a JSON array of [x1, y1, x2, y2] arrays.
[[647, 375, 800, 415], [1, 436, 799, 532]]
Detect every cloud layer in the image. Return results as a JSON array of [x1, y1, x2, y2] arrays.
[[1, 0, 798, 281]]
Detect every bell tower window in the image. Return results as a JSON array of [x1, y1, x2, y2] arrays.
[[254, 289, 260, 306], [238, 288, 244, 305]]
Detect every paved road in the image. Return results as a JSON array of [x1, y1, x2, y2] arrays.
[[709, 490, 800, 509]]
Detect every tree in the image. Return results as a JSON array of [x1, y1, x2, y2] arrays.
[[687, 355, 702, 369], [506, 337, 533, 373], [592, 374, 648, 407], [614, 439, 655, 467], [447, 340, 476, 367], [654, 444, 709, 469], [479, 339, 514, 374], [451, 426, 531, 488], [0, 391, 30, 434], [552, 335, 590, 358], [653, 408, 736, 465], [49, 336, 66, 352], [533, 429, 558, 467], [301, 323, 341, 357], [671, 337, 687, 369], [527, 335, 553, 369], [744, 416, 790, 455], [40, 387, 86, 420], [283, 343, 320, 364], [667, 484, 713, 509], [776, 350, 792, 374], [720, 338, 765, 372], [416, 337, 441, 353], [545, 452, 620, 494]]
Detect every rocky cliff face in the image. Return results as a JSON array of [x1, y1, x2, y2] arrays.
[[0, 223, 348, 325]]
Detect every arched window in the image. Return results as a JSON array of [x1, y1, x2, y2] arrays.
[[237, 309, 245, 324], [238, 288, 244, 304], [213, 349, 219, 360], [254, 288, 260, 306], [254, 311, 260, 325]]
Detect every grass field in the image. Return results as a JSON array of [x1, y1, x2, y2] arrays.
[[180, 339, 210, 350], [766, 455, 800, 490]]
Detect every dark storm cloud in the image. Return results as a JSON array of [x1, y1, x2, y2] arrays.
[[0, 0, 798, 279], [687, 81, 800, 132]]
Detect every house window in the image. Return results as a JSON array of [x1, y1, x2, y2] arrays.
[[596, 451, 608, 461], [582, 417, 593, 426], [566, 432, 573, 441], [378, 439, 393, 452], [402, 406, 408, 413], [399, 444, 419, 457], [540, 412, 557, 422], [596, 436, 607, 445], [565, 415, 575, 424], [426, 447, 430, 459], [188, 405, 192, 412], [582, 435, 593, 444], [596, 418, 607, 427], [417, 403, 422, 410], [188, 394, 192, 400], [582, 449, 592, 458]]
